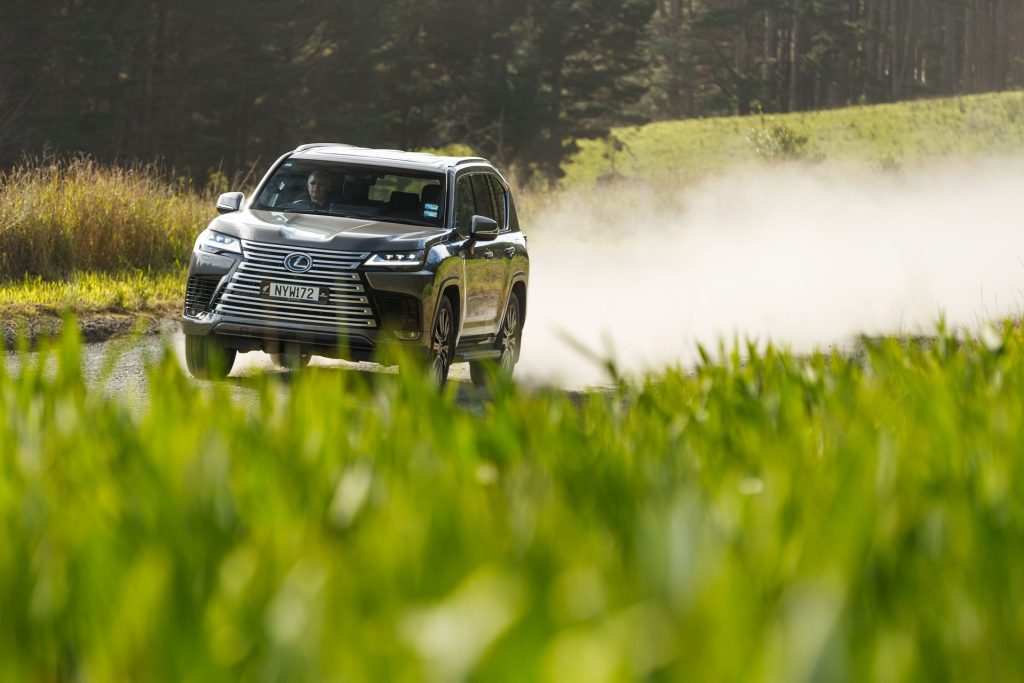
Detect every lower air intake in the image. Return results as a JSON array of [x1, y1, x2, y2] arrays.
[[184, 275, 221, 315]]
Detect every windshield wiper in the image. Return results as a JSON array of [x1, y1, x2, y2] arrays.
[[260, 207, 440, 228], [261, 206, 319, 216], [374, 216, 440, 228]]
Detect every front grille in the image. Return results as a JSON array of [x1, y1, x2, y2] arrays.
[[214, 239, 376, 331], [184, 274, 221, 315]]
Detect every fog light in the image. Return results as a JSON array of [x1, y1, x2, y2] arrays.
[[394, 331, 421, 341]]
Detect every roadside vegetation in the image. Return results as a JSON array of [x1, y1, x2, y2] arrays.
[[4, 323, 1024, 680], [0, 158, 207, 279], [0, 270, 183, 315], [562, 90, 1024, 185], [0, 159, 204, 319]]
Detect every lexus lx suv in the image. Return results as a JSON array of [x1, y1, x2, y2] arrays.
[[181, 143, 529, 387]]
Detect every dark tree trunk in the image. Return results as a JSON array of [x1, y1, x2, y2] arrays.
[[789, 0, 808, 111], [762, 8, 778, 110]]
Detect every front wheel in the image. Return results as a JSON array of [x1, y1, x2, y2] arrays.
[[470, 291, 522, 387], [427, 296, 454, 389], [270, 347, 312, 371], [185, 334, 237, 380]]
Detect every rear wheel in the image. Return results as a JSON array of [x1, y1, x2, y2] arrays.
[[185, 334, 237, 380], [470, 291, 522, 387]]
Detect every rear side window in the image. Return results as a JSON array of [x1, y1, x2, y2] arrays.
[[486, 175, 507, 230]]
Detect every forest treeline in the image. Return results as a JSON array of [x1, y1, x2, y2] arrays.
[[2, 0, 1022, 184]]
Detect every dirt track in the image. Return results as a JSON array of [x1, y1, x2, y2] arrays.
[[1, 311, 171, 350], [2, 320, 536, 412]]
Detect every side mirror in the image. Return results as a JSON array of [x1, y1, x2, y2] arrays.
[[216, 192, 244, 214], [469, 215, 499, 241]]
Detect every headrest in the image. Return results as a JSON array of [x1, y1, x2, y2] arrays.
[[420, 184, 442, 205], [279, 176, 306, 191], [342, 179, 371, 202], [389, 191, 420, 210]]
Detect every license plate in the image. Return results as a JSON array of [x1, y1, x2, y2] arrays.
[[260, 281, 328, 303]]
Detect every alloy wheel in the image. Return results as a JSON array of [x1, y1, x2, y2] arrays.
[[429, 299, 453, 387], [499, 295, 520, 374]]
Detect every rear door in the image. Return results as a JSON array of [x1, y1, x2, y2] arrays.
[[485, 174, 516, 314]]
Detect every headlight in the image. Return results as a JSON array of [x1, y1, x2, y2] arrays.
[[195, 229, 242, 255], [364, 250, 426, 268]]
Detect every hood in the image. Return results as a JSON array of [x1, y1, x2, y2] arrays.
[[209, 209, 450, 252]]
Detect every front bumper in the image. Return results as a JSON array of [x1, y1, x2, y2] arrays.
[[182, 243, 437, 359], [181, 314, 410, 361]]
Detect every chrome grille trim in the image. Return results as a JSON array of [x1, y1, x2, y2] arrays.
[[216, 310, 377, 329], [241, 240, 369, 259], [233, 265, 363, 290], [243, 253, 361, 272], [224, 282, 369, 305], [216, 305, 377, 328], [219, 291, 372, 312], [213, 239, 378, 329]]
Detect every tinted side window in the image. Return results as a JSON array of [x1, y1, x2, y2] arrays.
[[508, 193, 520, 232], [454, 176, 475, 237], [470, 175, 497, 221], [486, 175, 507, 230]]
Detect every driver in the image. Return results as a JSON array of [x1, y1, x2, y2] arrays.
[[306, 170, 333, 209]]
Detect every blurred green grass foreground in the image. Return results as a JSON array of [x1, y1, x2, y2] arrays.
[[4, 321, 1024, 681]]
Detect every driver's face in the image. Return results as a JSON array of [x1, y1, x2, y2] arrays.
[[308, 173, 329, 206]]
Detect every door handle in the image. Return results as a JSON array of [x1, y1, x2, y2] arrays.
[[504, 246, 516, 258], [482, 250, 494, 259]]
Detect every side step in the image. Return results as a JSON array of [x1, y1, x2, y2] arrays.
[[453, 347, 501, 363]]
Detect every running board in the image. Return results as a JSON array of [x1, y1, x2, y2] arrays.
[[453, 348, 502, 362]]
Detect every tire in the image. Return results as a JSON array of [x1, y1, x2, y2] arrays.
[[270, 347, 312, 371], [427, 296, 455, 389], [184, 333, 237, 380], [470, 291, 522, 387]]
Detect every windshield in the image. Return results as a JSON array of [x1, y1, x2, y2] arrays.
[[254, 159, 447, 228]]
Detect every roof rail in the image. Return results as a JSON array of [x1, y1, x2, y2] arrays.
[[454, 157, 489, 165], [293, 142, 356, 152]]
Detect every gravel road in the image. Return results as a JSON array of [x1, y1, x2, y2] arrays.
[[2, 323, 537, 413]]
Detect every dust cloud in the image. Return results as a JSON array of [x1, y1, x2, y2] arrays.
[[517, 159, 1024, 388]]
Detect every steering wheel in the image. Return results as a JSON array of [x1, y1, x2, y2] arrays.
[[282, 199, 318, 210]]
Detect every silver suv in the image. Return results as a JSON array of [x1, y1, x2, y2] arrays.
[[181, 143, 529, 386]]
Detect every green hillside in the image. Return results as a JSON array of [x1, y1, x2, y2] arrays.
[[562, 91, 1024, 186]]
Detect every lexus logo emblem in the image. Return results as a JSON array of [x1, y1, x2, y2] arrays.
[[283, 252, 313, 273]]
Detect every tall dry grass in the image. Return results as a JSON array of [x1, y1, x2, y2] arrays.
[[0, 158, 211, 279]]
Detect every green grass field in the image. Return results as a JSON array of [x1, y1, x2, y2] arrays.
[[3, 324, 1024, 680], [0, 270, 184, 315], [561, 90, 1024, 186]]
